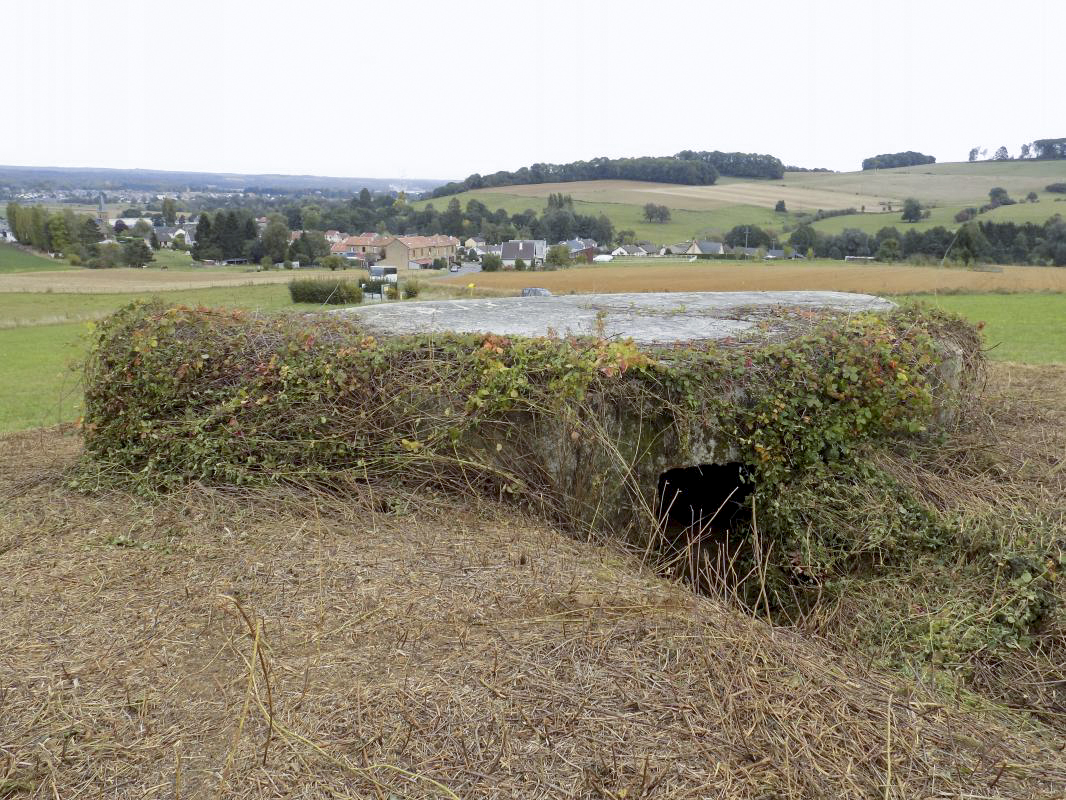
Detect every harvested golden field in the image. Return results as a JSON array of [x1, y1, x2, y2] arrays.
[[441, 261, 1066, 294], [470, 179, 891, 212], [3, 394, 1066, 798], [0, 267, 341, 294]]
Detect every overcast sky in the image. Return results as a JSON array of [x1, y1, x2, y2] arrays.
[[3, 0, 1064, 180]]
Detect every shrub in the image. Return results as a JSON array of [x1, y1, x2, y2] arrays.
[[321, 255, 347, 271], [954, 208, 977, 223], [402, 280, 422, 299], [514, 258, 527, 271], [288, 278, 363, 304], [1046, 183, 1066, 194], [360, 278, 389, 296], [481, 253, 502, 271]]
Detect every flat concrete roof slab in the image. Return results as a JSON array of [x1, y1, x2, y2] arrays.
[[337, 291, 894, 345]]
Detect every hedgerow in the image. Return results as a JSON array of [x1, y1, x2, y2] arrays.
[[288, 278, 363, 304]]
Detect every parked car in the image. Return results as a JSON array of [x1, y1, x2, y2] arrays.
[[449, 264, 460, 272], [521, 287, 552, 297]]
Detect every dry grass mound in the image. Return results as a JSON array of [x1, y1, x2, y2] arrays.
[[2, 425, 1066, 799]]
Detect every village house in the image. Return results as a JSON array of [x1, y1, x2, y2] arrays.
[[611, 244, 651, 257], [560, 238, 597, 261], [501, 239, 546, 267], [381, 234, 460, 269], [463, 236, 486, 249], [152, 224, 197, 248], [331, 233, 390, 261], [685, 240, 726, 256]]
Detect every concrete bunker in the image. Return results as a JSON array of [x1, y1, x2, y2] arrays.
[[339, 290, 948, 547], [657, 462, 753, 537], [656, 462, 755, 585]]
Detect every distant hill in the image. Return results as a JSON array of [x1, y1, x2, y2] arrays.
[[415, 160, 1066, 244], [0, 165, 448, 195]]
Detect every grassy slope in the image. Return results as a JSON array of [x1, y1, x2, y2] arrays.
[[811, 195, 1066, 236], [418, 189, 797, 244], [416, 162, 1066, 244], [0, 241, 77, 273], [786, 159, 1066, 206]]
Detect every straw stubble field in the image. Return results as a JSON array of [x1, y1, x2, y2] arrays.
[[2, 363, 1066, 798], [439, 260, 1066, 294]]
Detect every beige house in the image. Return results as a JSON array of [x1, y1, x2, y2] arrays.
[[382, 235, 459, 268], [331, 233, 390, 259]]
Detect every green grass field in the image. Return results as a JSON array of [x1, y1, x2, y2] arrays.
[[0, 323, 87, 431], [0, 283, 329, 327], [0, 283, 370, 431], [811, 197, 1066, 236], [0, 242, 77, 273], [903, 293, 1066, 364]]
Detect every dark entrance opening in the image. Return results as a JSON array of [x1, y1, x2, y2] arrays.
[[656, 463, 754, 589]]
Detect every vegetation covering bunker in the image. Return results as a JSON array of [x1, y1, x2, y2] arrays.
[[336, 291, 963, 537], [82, 292, 978, 575]]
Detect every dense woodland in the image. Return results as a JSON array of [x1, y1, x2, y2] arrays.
[[430, 156, 720, 199], [861, 152, 937, 170], [429, 151, 788, 199]]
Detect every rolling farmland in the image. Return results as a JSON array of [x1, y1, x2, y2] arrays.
[[416, 161, 1066, 244]]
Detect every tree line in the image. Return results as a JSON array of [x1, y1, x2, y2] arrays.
[[969, 138, 1066, 162], [672, 151, 785, 179], [783, 216, 1066, 266], [430, 155, 721, 199], [861, 152, 936, 170], [276, 192, 617, 246]]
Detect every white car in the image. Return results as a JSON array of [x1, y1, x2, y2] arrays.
[[592, 254, 613, 263]]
